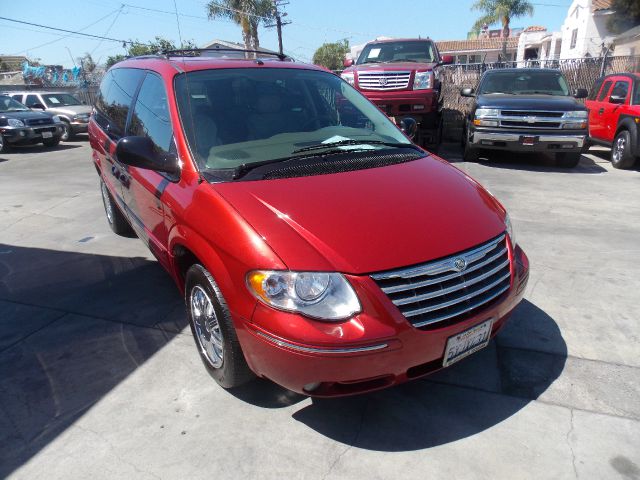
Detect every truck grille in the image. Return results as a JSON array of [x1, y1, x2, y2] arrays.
[[371, 234, 511, 328], [499, 110, 565, 129], [25, 118, 51, 126], [358, 71, 411, 91]]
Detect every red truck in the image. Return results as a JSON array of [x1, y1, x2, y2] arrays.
[[586, 72, 640, 169], [341, 38, 453, 150]]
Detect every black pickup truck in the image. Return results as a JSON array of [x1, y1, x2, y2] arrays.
[[460, 68, 589, 168]]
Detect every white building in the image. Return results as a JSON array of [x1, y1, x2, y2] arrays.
[[516, 26, 563, 63], [558, 0, 615, 59]]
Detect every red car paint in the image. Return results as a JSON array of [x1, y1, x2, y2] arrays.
[[89, 56, 528, 397]]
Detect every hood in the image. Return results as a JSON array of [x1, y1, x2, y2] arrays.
[[477, 94, 586, 111], [214, 156, 506, 274], [346, 62, 437, 73], [47, 105, 92, 116], [0, 110, 53, 122]]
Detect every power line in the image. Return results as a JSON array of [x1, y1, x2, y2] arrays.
[[90, 5, 125, 56]]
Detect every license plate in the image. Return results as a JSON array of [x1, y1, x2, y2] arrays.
[[521, 136, 536, 145], [42, 131, 53, 138], [443, 319, 493, 367]]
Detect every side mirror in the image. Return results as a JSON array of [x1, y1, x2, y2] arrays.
[[573, 88, 588, 99], [460, 87, 475, 97], [399, 117, 417, 140], [441, 55, 454, 65], [343, 58, 354, 68], [609, 95, 626, 104], [116, 136, 179, 175], [31, 103, 46, 110]]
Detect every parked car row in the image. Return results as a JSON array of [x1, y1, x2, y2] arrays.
[[0, 92, 90, 153]]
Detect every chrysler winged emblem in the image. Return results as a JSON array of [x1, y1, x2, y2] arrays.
[[453, 258, 467, 272], [379, 77, 388, 86]]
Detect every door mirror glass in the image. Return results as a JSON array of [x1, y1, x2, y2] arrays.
[[460, 87, 475, 97], [573, 88, 588, 99], [399, 117, 417, 140], [116, 136, 179, 174]]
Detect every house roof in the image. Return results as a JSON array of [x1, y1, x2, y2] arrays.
[[524, 25, 547, 32], [436, 37, 519, 53], [592, 0, 613, 12], [200, 39, 278, 54]]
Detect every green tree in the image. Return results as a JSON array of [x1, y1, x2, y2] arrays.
[[472, 0, 534, 58], [105, 36, 197, 69], [312, 39, 350, 71], [607, 0, 640, 35], [205, 0, 275, 54]]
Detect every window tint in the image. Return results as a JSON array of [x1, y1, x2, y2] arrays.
[[25, 94, 41, 107], [597, 80, 612, 101], [587, 78, 603, 101], [610, 80, 629, 102], [10, 94, 23, 102], [633, 79, 640, 105], [95, 68, 144, 138], [129, 73, 173, 153]]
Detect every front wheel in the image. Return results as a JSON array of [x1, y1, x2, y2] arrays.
[[0, 135, 9, 153], [555, 152, 581, 168], [611, 130, 636, 169], [60, 122, 73, 141], [185, 264, 254, 389], [100, 178, 133, 236], [462, 129, 478, 162]]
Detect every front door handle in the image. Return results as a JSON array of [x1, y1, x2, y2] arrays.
[[598, 108, 604, 115]]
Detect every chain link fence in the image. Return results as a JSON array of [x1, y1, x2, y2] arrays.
[[439, 55, 640, 141]]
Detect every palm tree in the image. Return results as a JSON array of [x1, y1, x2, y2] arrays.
[[206, 0, 275, 55], [472, 0, 534, 58]]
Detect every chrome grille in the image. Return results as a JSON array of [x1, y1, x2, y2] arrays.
[[371, 234, 511, 328], [358, 71, 411, 91], [499, 110, 565, 130]]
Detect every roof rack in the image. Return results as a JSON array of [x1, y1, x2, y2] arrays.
[[162, 48, 288, 61]]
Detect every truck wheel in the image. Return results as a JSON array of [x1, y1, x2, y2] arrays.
[[611, 130, 636, 169], [100, 178, 134, 236], [462, 130, 478, 161], [42, 137, 60, 148], [555, 152, 581, 168], [185, 264, 254, 389]]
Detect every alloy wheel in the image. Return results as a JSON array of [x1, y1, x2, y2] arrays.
[[613, 136, 626, 163], [60, 123, 70, 141], [190, 285, 224, 368]]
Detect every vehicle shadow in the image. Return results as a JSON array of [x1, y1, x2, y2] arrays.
[[0, 244, 187, 478], [2, 144, 82, 154], [288, 299, 567, 451]]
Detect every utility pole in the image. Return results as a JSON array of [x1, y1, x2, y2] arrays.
[[266, 1, 291, 57]]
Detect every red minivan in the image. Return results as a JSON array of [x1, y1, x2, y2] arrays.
[[89, 51, 529, 397]]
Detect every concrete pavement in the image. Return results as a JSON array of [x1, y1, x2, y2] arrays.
[[1, 140, 638, 479]]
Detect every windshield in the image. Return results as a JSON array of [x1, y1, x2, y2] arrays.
[[0, 95, 30, 112], [478, 71, 570, 96], [357, 41, 436, 64], [42, 93, 82, 107], [174, 68, 412, 173]]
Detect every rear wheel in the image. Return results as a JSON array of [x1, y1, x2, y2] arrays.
[[610, 130, 636, 169], [185, 264, 254, 389], [100, 178, 133, 236], [555, 152, 581, 168]]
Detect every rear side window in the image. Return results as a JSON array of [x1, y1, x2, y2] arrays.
[[95, 68, 144, 139], [587, 78, 603, 101], [10, 94, 23, 102], [25, 94, 41, 107], [128, 73, 173, 153], [610, 80, 629, 102], [597, 80, 612, 101]]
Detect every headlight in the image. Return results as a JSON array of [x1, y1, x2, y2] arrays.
[[505, 213, 516, 248], [341, 72, 355, 86], [473, 108, 500, 127], [247, 270, 361, 321], [7, 118, 24, 127], [413, 71, 431, 90], [562, 110, 587, 119], [475, 108, 499, 118], [73, 114, 89, 121], [52, 116, 61, 123]]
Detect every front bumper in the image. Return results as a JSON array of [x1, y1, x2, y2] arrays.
[[470, 128, 586, 153], [0, 124, 63, 145], [70, 120, 89, 134], [237, 245, 529, 397], [360, 88, 439, 118]]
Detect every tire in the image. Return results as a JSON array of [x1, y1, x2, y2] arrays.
[[185, 264, 254, 389], [100, 178, 134, 236], [0, 135, 9, 153], [42, 137, 60, 148], [462, 128, 478, 162], [60, 121, 74, 141], [555, 152, 581, 168], [610, 130, 636, 169]]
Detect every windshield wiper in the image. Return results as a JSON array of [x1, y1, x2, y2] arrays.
[[385, 59, 418, 63], [291, 139, 414, 154]]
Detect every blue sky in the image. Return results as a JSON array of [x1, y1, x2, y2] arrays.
[[0, 0, 573, 68]]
